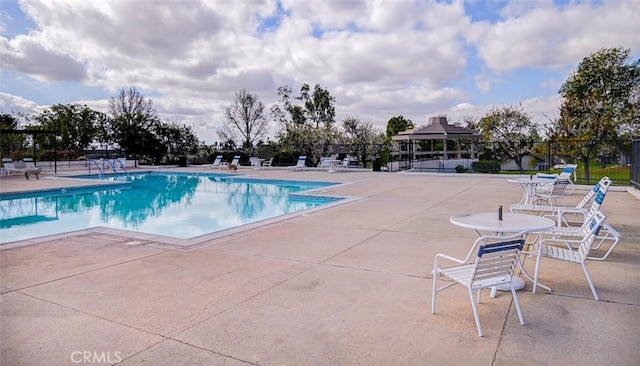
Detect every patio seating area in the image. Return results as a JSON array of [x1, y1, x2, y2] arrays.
[[1, 168, 639, 365]]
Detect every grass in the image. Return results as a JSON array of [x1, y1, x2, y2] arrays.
[[494, 164, 630, 186]]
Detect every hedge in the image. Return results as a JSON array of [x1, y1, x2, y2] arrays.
[[471, 160, 501, 174]]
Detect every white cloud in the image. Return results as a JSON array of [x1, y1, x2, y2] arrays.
[[447, 94, 562, 128], [468, 1, 640, 73], [0, 0, 637, 144], [0, 92, 39, 115], [0, 35, 86, 81]]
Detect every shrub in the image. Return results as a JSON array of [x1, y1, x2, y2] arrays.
[[471, 160, 501, 174], [190, 157, 208, 165], [455, 164, 467, 173]]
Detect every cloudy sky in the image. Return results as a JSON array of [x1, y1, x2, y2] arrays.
[[1, 0, 639, 144]]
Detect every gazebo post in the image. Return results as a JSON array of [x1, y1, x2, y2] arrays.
[[443, 137, 448, 160]]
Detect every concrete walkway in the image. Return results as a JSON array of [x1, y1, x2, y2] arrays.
[[1, 167, 639, 365]]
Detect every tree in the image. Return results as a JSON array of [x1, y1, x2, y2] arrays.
[[385, 115, 414, 141], [108, 87, 160, 160], [94, 112, 115, 152], [554, 46, 640, 181], [339, 116, 384, 167], [271, 83, 337, 165], [155, 120, 200, 162], [33, 104, 99, 153], [217, 89, 269, 152], [477, 105, 540, 172], [383, 115, 414, 164], [299, 83, 336, 129], [0, 113, 28, 158]]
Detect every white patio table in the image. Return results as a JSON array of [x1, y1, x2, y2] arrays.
[[327, 159, 341, 173], [507, 177, 555, 206], [450, 212, 555, 297]]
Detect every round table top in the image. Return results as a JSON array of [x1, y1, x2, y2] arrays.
[[507, 177, 555, 184], [450, 212, 555, 233]]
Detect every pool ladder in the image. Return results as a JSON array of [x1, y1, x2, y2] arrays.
[[89, 159, 129, 179]]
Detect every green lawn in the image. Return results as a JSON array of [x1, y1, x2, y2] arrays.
[[495, 164, 630, 185]]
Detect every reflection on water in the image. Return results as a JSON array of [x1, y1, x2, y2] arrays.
[[0, 173, 339, 243]]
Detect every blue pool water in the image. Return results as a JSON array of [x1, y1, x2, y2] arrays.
[[0, 172, 342, 244]]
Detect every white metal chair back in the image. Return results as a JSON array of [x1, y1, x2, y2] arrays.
[[558, 164, 577, 179], [534, 178, 570, 207], [318, 157, 331, 168], [210, 155, 226, 169], [432, 232, 527, 337], [23, 157, 36, 169], [576, 177, 611, 215], [471, 239, 523, 289], [229, 155, 241, 166], [250, 157, 262, 169]]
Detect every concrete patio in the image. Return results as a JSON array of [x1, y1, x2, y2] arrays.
[[1, 167, 639, 365]]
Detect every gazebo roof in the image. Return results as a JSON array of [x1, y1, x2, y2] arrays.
[[392, 116, 481, 141]]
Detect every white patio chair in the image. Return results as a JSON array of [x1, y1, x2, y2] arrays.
[[532, 178, 570, 208], [250, 157, 263, 170], [317, 157, 332, 168], [262, 158, 273, 167], [334, 157, 352, 171], [532, 210, 607, 300], [432, 231, 527, 337]]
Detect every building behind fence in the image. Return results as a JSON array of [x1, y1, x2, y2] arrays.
[[389, 137, 634, 186]]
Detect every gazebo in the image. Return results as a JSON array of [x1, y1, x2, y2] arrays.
[[391, 116, 482, 171]]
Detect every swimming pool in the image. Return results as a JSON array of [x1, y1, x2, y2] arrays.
[[0, 172, 343, 245]]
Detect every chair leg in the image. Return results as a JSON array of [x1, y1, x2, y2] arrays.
[[588, 228, 620, 261], [581, 262, 599, 300], [533, 248, 543, 294], [510, 286, 525, 325], [431, 271, 438, 314], [468, 287, 483, 337]]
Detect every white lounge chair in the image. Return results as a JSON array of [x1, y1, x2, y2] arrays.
[[537, 164, 577, 194], [2, 158, 26, 175], [229, 155, 240, 165], [432, 231, 528, 337], [543, 177, 620, 261], [533, 210, 607, 300], [290, 156, 307, 171], [512, 176, 606, 216], [211, 155, 225, 169], [23, 157, 36, 169], [532, 178, 570, 208]]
